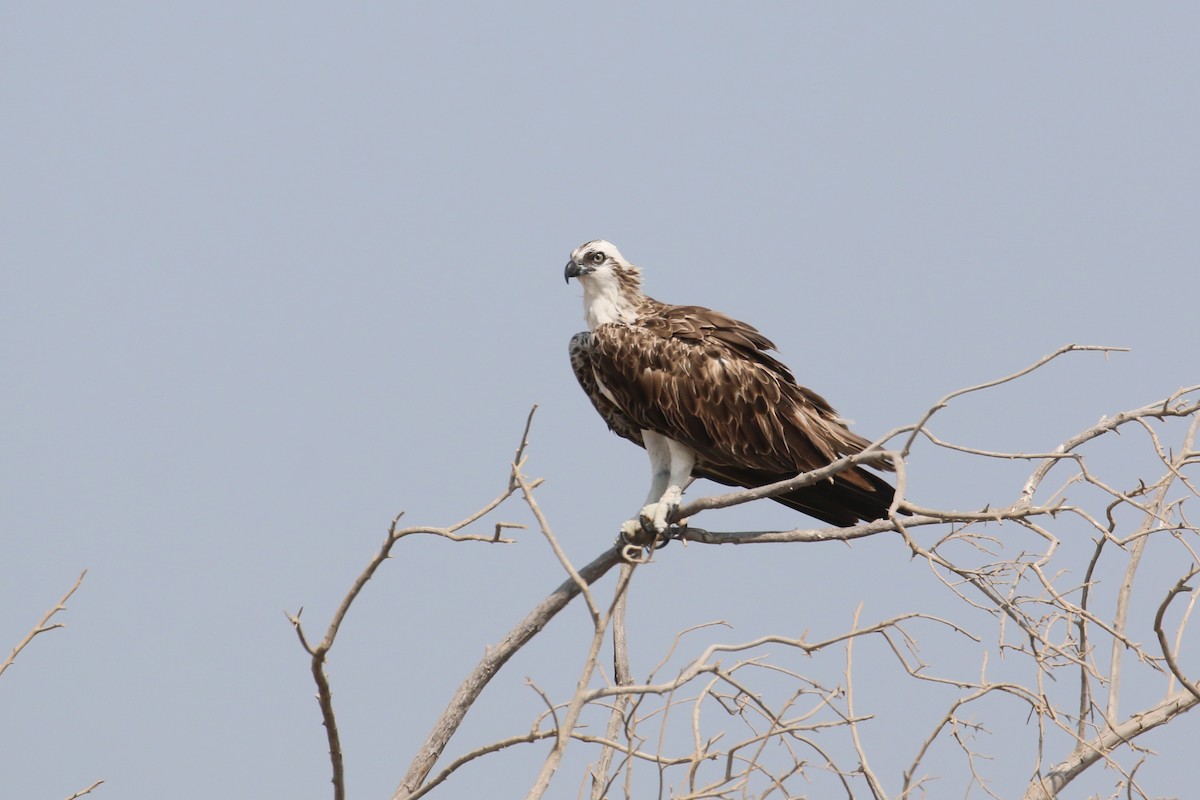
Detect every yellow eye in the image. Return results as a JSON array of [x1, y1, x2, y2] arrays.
[[591, 252, 605, 264]]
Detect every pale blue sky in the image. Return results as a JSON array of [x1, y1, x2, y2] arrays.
[[3, 5, 1198, 798]]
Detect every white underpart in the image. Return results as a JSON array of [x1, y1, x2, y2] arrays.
[[620, 429, 696, 539], [579, 270, 638, 330]]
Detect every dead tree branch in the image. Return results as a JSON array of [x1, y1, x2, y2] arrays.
[[62, 780, 105, 800], [1153, 566, 1200, 703], [286, 410, 541, 800], [1, 570, 87, 680], [312, 348, 1200, 799]]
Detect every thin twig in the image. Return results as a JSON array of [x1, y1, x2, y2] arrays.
[[1, 570, 87, 679], [285, 412, 533, 800], [843, 605, 886, 800], [62, 781, 105, 800], [513, 463, 600, 621], [901, 344, 1130, 459]]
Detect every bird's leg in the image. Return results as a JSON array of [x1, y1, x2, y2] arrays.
[[620, 431, 670, 544], [621, 433, 695, 545]]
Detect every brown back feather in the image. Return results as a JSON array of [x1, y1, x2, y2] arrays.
[[587, 300, 888, 479]]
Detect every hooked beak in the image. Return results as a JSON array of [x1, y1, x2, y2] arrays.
[[564, 260, 592, 283]]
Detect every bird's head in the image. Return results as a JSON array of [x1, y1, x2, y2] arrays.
[[565, 240, 626, 281], [564, 240, 644, 328]]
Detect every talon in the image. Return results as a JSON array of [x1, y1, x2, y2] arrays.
[[658, 500, 681, 531], [620, 518, 650, 547], [620, 543, 651, 564]]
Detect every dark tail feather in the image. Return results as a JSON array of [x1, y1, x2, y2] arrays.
[[695, 464, 896, 527]]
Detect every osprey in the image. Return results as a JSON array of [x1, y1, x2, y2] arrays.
[[565, 240, 895, 541]]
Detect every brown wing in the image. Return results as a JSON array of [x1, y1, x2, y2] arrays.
[[569, 331, 643, 447], [589, 302, 888, 482]]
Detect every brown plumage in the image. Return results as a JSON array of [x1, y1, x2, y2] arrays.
[[566, 240, 895, 529]]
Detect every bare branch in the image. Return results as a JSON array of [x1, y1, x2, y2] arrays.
[[509, 403, 539, 491], [901, 344, 1131, 459], [62, 781, 105, 800], [1, 570, 87, 680], [286, 411, 535, 800], [676, 502, 1061, 547], [1153, 566, 1200, 703], [1021, 387, 1200, 505], [843, 605, 886, 800], [1023, 690, 1200, 800], [513, 463, 600, 621]]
